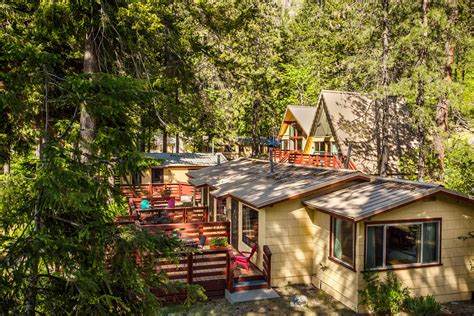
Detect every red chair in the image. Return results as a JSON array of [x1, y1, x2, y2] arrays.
[[234, 244, 257, 272]]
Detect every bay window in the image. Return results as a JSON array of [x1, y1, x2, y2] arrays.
[[366, 220, 441, 270], [330, 217, 355, 269]]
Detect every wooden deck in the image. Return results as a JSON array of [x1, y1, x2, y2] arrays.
[[272, 149, 357, 170], [121, 182, 201, 203], [114, 219, 273, 301]]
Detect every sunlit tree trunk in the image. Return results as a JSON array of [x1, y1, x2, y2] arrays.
[[80, 29, 99, 162], [379, 0, 390, 177]]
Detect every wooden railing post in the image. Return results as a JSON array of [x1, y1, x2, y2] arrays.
[[183, 208, 187, 223], [263, 245, 272, 289], [226, 249, 235, 293], [187, 253, 193, 284]]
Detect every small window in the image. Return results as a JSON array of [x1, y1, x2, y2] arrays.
[[330, 217, 355, 269], [366, 220, 441, 270], [242, 206, 258, 247], [209, 196, 215, 221], [131, 173, 141, 185], [151, 168, 164, 183], [202, 186, 208, 207]]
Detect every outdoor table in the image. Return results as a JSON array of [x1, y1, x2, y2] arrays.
[[182, 238, 198, 247]]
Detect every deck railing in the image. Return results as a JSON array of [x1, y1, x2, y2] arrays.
[[271, 149, 357, 170], [121, 183, 201, 203], [226, 249, 235, 293], [263, 245, 272, 289]]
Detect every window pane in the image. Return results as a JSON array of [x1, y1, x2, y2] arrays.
[[332, 218, 354, 266], [422, 222, 439, 263], [243, 206, 258, 247], [366, 226, 384, 269], [152, 169, 163, 183], [386, 224, 421, 266]]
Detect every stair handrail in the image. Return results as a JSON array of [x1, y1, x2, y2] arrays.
[[263, 245, 272, 289], [226, 248, 235, 293]]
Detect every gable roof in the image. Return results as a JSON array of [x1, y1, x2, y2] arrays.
[[279, 105, 318, 137], [315, 90, 417, 174], [303, 178, 474, 222], [144, 152, 227, 167], [187, 158, 368, 208]]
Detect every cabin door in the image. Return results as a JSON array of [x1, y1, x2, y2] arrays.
[[230, 199, 239, 249]]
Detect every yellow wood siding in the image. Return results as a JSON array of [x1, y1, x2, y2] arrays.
[[264, 199, 315, 286], [311, 211, 359, 310], [358, 196, 474, 304]]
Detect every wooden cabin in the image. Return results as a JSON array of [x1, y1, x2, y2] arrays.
[[125, 152, 227, 186], [278, 90, 417, 175], [188, 158, 474, 312]]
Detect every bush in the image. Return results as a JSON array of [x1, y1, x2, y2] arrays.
[[210, 237, 228, 247], [404, 295, 441, 315], [359, 271, 410, 314]]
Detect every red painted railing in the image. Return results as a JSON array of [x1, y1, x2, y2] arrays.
[[271, 149, 357, 170], [121, 183, 201, 202], [115, 206, 209, 224]]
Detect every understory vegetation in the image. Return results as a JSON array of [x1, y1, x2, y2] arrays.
[[359, 271, 442, 315], [0, 0, 472, 314]]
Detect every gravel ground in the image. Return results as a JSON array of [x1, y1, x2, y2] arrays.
[[159, 284, 355, 315], [158, 284, 474, 315]]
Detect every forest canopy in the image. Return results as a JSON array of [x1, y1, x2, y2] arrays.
[[0, 0, 472, 314]]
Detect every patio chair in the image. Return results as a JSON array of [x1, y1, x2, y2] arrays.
[[234, 244, 257, 272], [198, 236, 206, 249]]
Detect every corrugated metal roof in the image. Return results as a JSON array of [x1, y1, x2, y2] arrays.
[[188, 158, 366, 208], [144, 152, 227, 167], [303, 179, 441, 221]]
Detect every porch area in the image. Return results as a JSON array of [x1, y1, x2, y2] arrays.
[[114, 214, 275, 303]]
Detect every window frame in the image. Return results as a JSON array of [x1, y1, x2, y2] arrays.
[[151, 168, 164, 184], [329, 216, 357, 271], [364, 218, 442, 271], [242, 205, 259, 247]]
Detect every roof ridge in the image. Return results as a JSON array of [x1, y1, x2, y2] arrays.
[[373, 177, 440, 188], [288, 105, 317, 108]]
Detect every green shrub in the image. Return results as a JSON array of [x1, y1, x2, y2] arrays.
[[404, 295, 441, 315], [359, 271, 410, 314], [210, 237, 228, 247]]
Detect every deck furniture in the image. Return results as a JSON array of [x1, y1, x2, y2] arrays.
[[234, 244, 257, 272], [198, 236, 206, 249]]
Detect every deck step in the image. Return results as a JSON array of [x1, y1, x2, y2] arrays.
[[233, 274, 264, 282], [225, 288, 280, 304], [233, 279, 268, 292]]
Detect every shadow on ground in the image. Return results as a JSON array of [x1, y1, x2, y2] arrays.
[[158, 284, 356, 315]]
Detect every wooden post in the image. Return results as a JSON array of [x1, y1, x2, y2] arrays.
[[187, 253, 193, 284], [148, 184, 152, 198], [226, 249, 235, 293], [183, 208, 186, 223]]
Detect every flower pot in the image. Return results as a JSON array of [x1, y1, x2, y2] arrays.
[[210, 245, 230, 251]]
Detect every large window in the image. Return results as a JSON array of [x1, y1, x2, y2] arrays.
[[242, 206, 258, 247], [366, 220, 441, 270], [330, 217, 355, 269], [151, 168, 164, 183]]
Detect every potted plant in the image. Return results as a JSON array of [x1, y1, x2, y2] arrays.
[[209, 237, 230, 250], [161, 187, 172, 199]]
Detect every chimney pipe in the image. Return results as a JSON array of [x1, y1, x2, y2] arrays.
[[344, 143, 353, 169], [269, 147, 274, 174]]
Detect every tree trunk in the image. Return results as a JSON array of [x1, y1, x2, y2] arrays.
[[176, 134, 180, 153], [416, 0, 428, 182], [80, 29, 99, 162], [162, 129, 168, 153], [251, 99, 260, 157], [379, 0, 390, 177], [433, 4, 456, 174]]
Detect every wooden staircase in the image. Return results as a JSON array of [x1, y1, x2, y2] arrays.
[[233, 270, 268, 292]]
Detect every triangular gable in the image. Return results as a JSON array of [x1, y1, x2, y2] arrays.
[[278, 105, 317, 137]]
